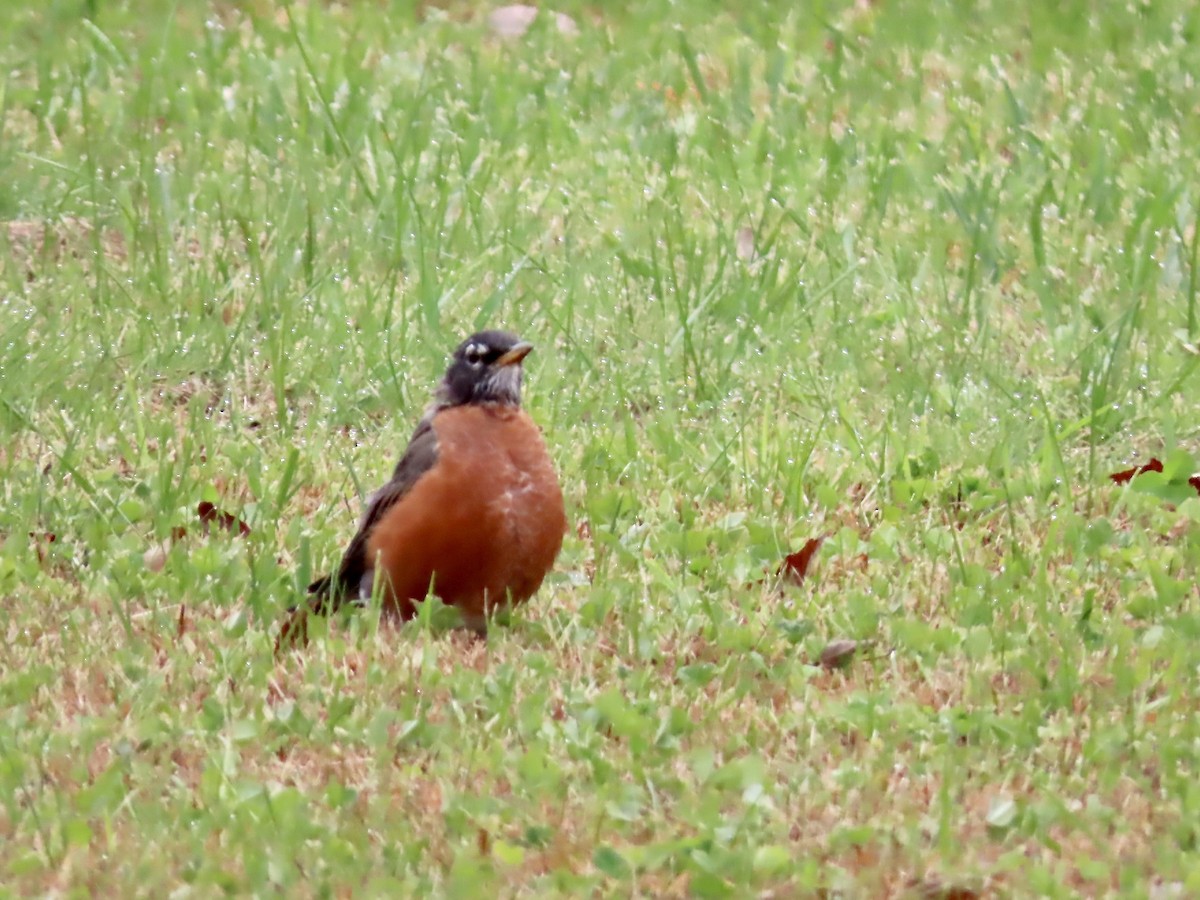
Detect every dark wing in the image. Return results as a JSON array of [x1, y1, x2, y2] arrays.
[[298, 418, 440, 618]]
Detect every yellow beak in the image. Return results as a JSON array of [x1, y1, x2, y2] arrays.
[[495, 341, 534, 366]]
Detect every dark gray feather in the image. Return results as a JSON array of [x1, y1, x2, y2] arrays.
[[306, 419, 440, 613]]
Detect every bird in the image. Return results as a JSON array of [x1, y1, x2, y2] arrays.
[[277, 330, 566, 649]]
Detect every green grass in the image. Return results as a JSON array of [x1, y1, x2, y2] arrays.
[[2, 0, 1200, 895]]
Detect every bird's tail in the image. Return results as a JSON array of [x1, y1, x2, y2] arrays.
[[306, 574, 335, 609], [274, 573, 343, 655]]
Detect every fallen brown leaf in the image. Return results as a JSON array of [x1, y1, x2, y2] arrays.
[[1109, 457, 1200, 496], [1110, 458, 1164, 483], [197, 501, 251, 537], [779, 537, 824, 586], [819, 639, 858, 670]]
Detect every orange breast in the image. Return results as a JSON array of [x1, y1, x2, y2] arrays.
[[365, 404, 566, 628]]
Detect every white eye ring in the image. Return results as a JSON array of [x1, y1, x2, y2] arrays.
[[464, 343, 485, 366]]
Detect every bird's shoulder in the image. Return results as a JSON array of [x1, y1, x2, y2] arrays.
[[362, 414, 442, 528]]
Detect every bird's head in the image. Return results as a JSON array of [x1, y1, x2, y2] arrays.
[[437, 330, 533, 407]]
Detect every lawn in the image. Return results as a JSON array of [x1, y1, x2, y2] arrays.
[[2, 0, 1200, 895]]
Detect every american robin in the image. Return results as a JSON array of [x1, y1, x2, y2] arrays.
[[278, 330, 566, 648]]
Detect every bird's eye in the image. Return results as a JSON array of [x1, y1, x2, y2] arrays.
[[464, 344, 485, 366]]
